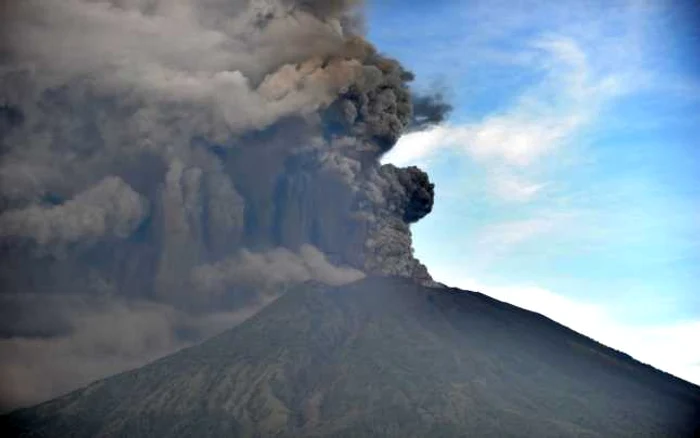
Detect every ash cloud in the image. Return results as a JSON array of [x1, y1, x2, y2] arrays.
[[0, 177, 148, 249], [410, 91, 453, 131], [0, 0, 441, 409]]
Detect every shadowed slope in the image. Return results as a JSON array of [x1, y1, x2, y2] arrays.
[[4, 276, 700, 437]]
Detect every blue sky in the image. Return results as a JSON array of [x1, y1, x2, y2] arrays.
[[368, 0, 700, 383]]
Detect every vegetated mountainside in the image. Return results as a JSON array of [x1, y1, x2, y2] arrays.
[[3, 276, 700, 437]]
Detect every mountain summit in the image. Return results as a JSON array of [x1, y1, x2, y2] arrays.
[[4, 276, 699, 437]]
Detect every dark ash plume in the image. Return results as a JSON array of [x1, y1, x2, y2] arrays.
[[410, 91, 454, 131], [0, 0, 441, 410]]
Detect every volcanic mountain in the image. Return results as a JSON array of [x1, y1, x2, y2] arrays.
[[4, 276, 699, 437]]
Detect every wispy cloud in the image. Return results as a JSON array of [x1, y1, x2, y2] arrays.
[[471, 210, 581, 264], [489, 171, 549, 202], [385, 33, 633, 203], [475, 216, 557, 249]]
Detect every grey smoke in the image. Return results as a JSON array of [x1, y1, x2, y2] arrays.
[[0, 243, 361, 411], [410, 91, 453, 131], [0, 0, 442, 409], [0, 176, 148, 249], [191, 244, 366, 297], [0, 296, 269, 411]]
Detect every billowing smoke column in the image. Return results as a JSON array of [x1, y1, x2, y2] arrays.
[[0, 0, 450, 409]]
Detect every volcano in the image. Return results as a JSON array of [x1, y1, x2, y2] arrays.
[[4, 276, 699, 437]]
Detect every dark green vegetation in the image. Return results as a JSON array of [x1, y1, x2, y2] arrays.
[[3, 276, 700, 437]]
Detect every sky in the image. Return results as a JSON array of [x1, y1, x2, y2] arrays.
[[369, 0, 700, 384]]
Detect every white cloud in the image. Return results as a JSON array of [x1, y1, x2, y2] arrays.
[[470, 211, 580, 263], [465, 113, 583, 166], [385, 34, 630, 203], [434, 273, 700, 386], [489, 171, 548, 202], [475, 216, 557, 249], [386, 111, 582, 170], [384, 125, 452, 168]]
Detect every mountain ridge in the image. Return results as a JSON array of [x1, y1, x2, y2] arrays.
[[4, 276, 700, 437]]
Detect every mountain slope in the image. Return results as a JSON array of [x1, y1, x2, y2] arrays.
[[4, 276, 700, 437]]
